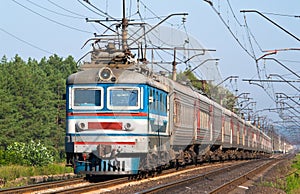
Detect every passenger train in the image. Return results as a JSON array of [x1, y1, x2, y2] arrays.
[[65, 5, 282, 177], [65, 45, 277, 176]]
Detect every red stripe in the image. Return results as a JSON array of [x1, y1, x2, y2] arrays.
[[68, 112, 147, 117], [88, 122, 122, 130], [74, 142, 136, 145]]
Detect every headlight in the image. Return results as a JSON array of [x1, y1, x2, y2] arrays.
[[99, 67, 113, 81], [76, 121, 88, 131], [124, 122, 134, 131]]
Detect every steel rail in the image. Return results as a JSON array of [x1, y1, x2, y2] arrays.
[[0, 177, 85, 194], [209, 158, 282, 193], [136, 159, 270, 194]]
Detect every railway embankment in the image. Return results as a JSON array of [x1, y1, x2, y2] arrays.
[[245, 153, 300, 194]]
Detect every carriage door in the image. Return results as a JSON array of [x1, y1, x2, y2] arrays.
[[148, 88, 168, 148]]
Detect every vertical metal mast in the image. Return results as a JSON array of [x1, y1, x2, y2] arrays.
[[122, 0, 128, 50]]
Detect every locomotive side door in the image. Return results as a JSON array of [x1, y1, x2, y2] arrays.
[[148, 87, 168, 151]]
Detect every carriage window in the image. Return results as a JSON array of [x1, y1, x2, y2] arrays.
[[108, 87, 140, 110], [72, 87, 103, 109]]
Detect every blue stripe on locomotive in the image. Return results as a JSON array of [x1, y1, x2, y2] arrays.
[[68, 115, 148, 119], [67, 133, 170, 137]]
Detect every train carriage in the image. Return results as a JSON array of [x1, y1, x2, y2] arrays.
[[170, 84, 197, 149], [65, 61, 276, 175]]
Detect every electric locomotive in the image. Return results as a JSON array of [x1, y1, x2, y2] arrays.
[[65, 43, 172, 175]]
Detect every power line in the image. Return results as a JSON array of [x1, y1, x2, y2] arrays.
[[25, 0, 83, 19], [277, 59, 300, 64], [203, 1, 256, 60], [47, 0, 89, 18], [226, 0, 244, 27], [262, 12, 300, 18], [140, 0, 163, 21], [77, 0, 112, 19], [243, 15, 256, 58], [85, 0, 116, 19], [0, 27, 54, 55], [12, 0, 92, 34], [139, 0, 174, 26], [47, 0, 105, 34]]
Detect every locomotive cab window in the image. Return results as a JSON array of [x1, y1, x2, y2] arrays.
[[71, 87, 103, 110], [107, 87, 141, 110]]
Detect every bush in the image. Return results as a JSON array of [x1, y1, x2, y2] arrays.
[[6, 140, 54, 166], [0, 149, 8, 165]]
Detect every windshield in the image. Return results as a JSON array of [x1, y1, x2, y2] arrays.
[[108, 87, 140, 110], [72, 87, 103, 109]]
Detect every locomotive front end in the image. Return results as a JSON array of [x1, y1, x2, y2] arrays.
[[65, 67, 150, 175]]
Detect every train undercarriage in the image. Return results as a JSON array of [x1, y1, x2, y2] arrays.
[[142, 144, 270, 171], [69, 143, 271, 180]]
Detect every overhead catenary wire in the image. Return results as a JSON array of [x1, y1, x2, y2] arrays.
[[77, 0, 107, 18], [226, 0, 244, 27], [81, 0, 116, 20], [203, 1, 256, 60], [206, 0, 273, 97], [139, 0, 163, 21], [261, 12, 300, 18], [204, 1, 288, 108], [25, 0, 84, 19], [12, 0, 92, 34], [243, 14, 267, 92], [47, 0, 88, 18], [0, 27, 54, 55], [277, 59, 300, 64], [243, 15, 256, 59]]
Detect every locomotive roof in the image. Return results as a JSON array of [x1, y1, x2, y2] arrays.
[[67, 67, 170, 92]]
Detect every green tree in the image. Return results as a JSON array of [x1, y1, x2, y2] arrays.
[[0, 54, 78, 159], [177, 70, 237, 111]]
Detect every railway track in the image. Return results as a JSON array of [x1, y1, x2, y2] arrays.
[[0, 158, 282, 193], [53, 161, 248, 193], [209, 158, 282, 193], [44, 160, 249, 193], [0, 178, 86, 194], [135, 158, 283, 194], [50, 177, 129, 194]]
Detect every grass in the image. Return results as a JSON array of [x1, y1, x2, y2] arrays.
[[285, 154, 300, 194], [257, 153, 300, 193], [259, 177, 287, 191], [0, 163, 74, 189]]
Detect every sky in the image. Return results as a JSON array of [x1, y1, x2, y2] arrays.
[[1, 0, 300, 145]]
